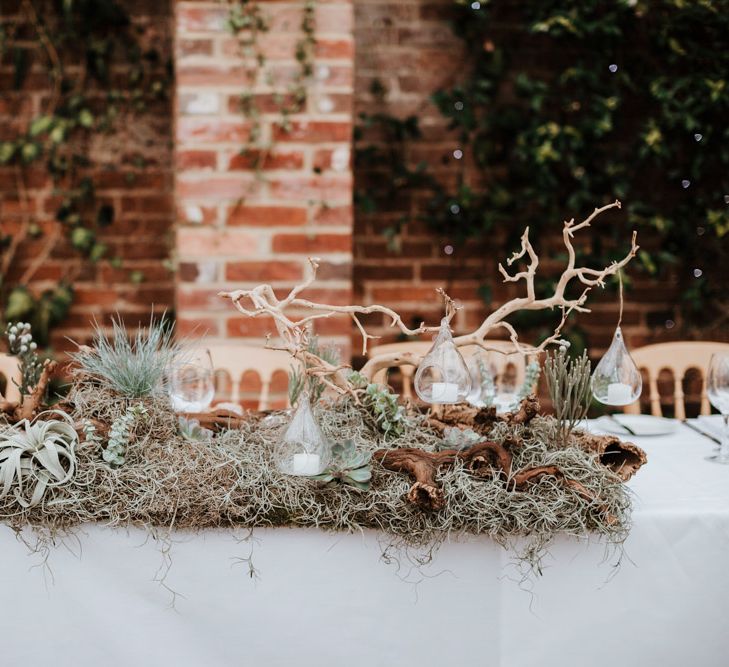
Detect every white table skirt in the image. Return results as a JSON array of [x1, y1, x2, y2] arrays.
[[1, 421, 728, 667]]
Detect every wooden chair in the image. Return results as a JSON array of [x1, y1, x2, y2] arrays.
[[623, 341, 729, 419], [368, 340, 532, 399], [0, 354, 21, 404], [207, 345, 294, 411]]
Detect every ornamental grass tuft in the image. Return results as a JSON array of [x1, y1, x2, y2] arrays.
[[70, 315, 183, 398]]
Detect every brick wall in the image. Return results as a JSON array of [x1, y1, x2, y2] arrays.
[[352, 0, 710, 367], [0, 1, 174, 351], [174, 0, 355, 362]]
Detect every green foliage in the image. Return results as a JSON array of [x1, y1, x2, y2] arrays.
[[438, 426, 481, 451], [103, 404, 148, 467], [544, 347, 592, 444], [516, 361, 542, 402], [0, 1, 171, 343], [0, 411, 78, 508], [71, 315, 181, 398], [313, 440, 372, 491], [288, 335, 340, 406], [349, 371, 410, 440], [227, 0, 317, 176], [357, 0, 729, 330]]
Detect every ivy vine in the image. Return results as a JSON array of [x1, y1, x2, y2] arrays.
[[226, 0, 317, 177], [0, 0, 171, 345], [356, 0, 729, 342]]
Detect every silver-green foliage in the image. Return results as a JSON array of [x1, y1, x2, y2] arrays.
[[178, 415, 214, 442], [0, 411, 78, 507], [516, 361, 541, 401], [4, 322, 41, 398], [439, 426, 482, 451], [477, 356, 496, 406], [348, 371, 410, 440], [288, 335, 340, 406], [103, 404, 147, 467], [71, 316, 182, 398], [313, 440, 372, 491], [545, 347, 592, 444]]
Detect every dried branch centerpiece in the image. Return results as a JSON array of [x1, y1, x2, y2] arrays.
[[220, 200, 638, 398]]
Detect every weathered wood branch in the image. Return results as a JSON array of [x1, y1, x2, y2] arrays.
[[220, 201, 637, 389], [571, 431, 647, 481], [0, 359, 57, 423]]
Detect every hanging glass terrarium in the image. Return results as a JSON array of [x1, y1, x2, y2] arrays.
[[591, 272, 642, 407], [592, 326, 642, 406], [414, 318, 471, 404], [274, 394, 330, 476]]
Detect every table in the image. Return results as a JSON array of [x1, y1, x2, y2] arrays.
[[1, 421, 728, 667]]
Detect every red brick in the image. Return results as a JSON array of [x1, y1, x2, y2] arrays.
[[176, 288, 230, 312], [226, 316, 279, 338], [176, 6, 228, 32], [228, 150, 304, 171], [226, 206, 307, 227], [176, 118, 250, 144], [176, 65, 248, 87], [314, 205, 353, 227], [176, 150, 217, 171], [177, 176, 261, 199], [226, 261, 304, 282], [177, 317, 221, 339], [315, 39, 354, 59], [272, 233, 352, 254], [177, 38, 214, 57], [178, 228, 258, 258], [272, 121, 351, 143], [269, 175, 352, 202]]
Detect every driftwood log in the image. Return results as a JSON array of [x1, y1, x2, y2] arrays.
[[0, 359, 57, 424], [374, 438, 611, 520], [572, 431, 647, 481], [426, 395, 541, 438], [180, 408, 251, 433]]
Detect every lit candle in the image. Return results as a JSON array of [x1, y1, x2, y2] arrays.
[[431, 382, 459, 403], [607, 382, 633, 405], [292, 452, 321, 475]]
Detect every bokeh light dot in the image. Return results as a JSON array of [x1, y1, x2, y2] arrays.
[[450, 204, 460, 214], [609, 64, 618, 73], [681, 179, 690, 189], [665, 320, 676, 329], [444, 245, 454, 255], [453, 149, 464, 159], [693, 268, 703, 278], [454, 101, 464, 111]]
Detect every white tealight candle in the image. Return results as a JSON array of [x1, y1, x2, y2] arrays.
[[607, 382, 633, 405], [431, 382, 459, 403], [292, 452, 321, 475]]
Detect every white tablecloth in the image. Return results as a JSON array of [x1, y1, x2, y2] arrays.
[[2, 422, 728, 667]]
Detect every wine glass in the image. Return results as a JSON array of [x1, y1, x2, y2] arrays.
[[706, 352, 729, 465], [168, 349, 215, 413]]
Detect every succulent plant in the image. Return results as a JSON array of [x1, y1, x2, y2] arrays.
[[102, 404, 147, 467], [178, 415, 214, 442], [313, 440, 372, 491], [545, 347, 592, 444], [4, 322, 42, 398], [347, 371, 410, 440], [516, 360, 542, 401], [438, 426, 482, 451], [0, 410, 78, 508]]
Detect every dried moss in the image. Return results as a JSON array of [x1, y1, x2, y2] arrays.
[[0, 384, 632, 571]]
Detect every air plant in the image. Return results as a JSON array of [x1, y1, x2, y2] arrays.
[[288, 335, 340, 405], [545, 347, 592, 444], [71, 315, 183, 398], [313, 440, 372, 491], [103, 404, 148, 467], [178, 415, 214, 442], [0, 411, 78, 508]]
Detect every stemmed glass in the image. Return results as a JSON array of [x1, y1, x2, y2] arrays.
[[706, 352, 729, 465], [168, 349, 215, 413]]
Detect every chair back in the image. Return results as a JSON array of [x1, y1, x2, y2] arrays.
[[368, 340, 532, 400], [0, 354, 21, 403], [624, 341, 729, 419], [207, 345, 293, 410]]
